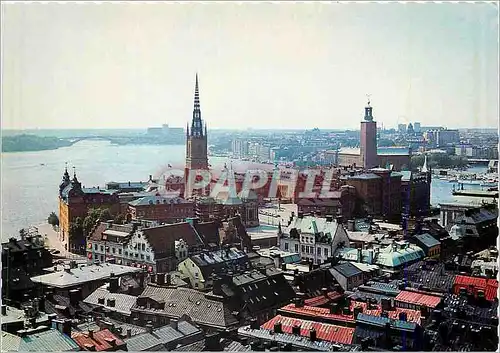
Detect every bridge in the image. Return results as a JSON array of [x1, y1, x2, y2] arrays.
[[468, 158, 496, 165]]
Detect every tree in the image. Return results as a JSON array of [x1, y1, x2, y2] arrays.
[[114, 214, 125, 224], [99, 209, 112, 222], [47, 212, 59, 227]]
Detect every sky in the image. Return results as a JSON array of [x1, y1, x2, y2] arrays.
[[1, 2, 498, 130]]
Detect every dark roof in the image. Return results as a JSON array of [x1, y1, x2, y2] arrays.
[[193, 220, 221, 245], [331, 262, 363, 278], [88, 222, 135, 242], [413, 233, 441, 248], [229, 268, 296, 313], [142, 222, 204, 257], [2, 238, 46, 252], [134, 285, 239, 329], [128, 195, 191, 207], [44, 294, 94, 319], [190, 247, 249, 279]]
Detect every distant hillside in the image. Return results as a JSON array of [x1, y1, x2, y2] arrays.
[[2, 134, 73, 152]]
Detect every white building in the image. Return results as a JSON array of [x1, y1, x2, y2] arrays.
[[278, 215, 350, 265]]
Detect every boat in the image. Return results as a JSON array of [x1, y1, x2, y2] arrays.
[[40, 163, 45, 166]]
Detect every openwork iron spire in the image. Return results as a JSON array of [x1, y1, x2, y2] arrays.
[[191, 73, 204, 137]]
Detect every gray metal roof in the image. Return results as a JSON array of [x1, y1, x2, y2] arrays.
[[83, 285, 137, 315], [190, 247, 247, 268], [331, 262, 363, 278], [31, 263, 141, 288], [413, 233, 441, 249]]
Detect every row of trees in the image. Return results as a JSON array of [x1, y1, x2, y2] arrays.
[[410, 153, 468, 170]]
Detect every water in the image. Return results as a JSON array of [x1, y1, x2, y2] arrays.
[[1, 140, 490, 240]]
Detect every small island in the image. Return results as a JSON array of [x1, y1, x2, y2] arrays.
[[2, 134, 74, 153]]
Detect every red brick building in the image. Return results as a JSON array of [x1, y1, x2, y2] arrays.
[[127, 194, 195, 224]]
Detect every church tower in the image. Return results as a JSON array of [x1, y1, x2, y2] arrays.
[[360, 98, 378, 169], [185, 74, 209, 198], [185, 73, 208, 171]]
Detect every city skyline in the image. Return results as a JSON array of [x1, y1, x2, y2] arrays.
[[2, 2, 498, 130]]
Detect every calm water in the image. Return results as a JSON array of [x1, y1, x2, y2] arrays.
[[0, 140, 489, 241]]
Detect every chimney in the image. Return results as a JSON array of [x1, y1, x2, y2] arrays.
[[38, 297, 45, 313], [347, 220, 355, 232], [325, 215, 333, 222], [357, 248, 362, 262], [145, 323, 154, 333], [62, 319, 72, 336], [297, 212, 304, 219], [330, 303, 339, 314], [367, 249, 374, 264], [109, 276, 119, 293], [139, 271, 145, 288], [166, 273, 172, 286], [170, 319, 178, 330], [205, 333, 222, 351], [84, 344, 96, 351], [126, 328, 132, 338], [69, 288, 81, 306], [1, 305, 6, 316], [157, 273, 165, 286], [292, 324, 301, 335], [321, 287, 329, 297], [127, 285, 134, 295], [309, 328, 317, 342], [250, 318, 259, 329], [399, 312, 407, 321], [274, 321, 282, 333], [88, 330, 94, 339]]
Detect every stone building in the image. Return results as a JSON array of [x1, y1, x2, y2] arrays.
[[337, 100, 411, 170]]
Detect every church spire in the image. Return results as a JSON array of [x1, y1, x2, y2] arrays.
[[364, 94, 374, 122], [191, 73, 203, 137]]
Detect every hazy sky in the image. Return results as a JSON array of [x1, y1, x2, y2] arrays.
[[1, 2, 498, 130]]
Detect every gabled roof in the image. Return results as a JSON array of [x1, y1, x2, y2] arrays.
[[394, 290, 442, 308], [193, 220, 221, 245], [134, 285, 239, 329], [261, 315, 355, 345], [141, 222, 205, 256], [72, 328, 125, 351]]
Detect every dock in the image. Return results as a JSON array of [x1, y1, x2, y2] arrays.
[[452, 189, 498, 198]]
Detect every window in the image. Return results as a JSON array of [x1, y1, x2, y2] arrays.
[[118, 249, 122, 255], [94, 244, 98, 250], [324, 248, 328, 257], [142, 244, 146, 251], [146, 255, 150, 261], [301, 245, 305, 253], [295, 244, 299, 252], [100, 246, 104, 252], [284, 242, 289, 251], [317, 248, 321, 256], [141, 254, 144, 260], [112, 248, 116, 254]]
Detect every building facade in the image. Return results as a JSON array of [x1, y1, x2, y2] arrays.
[[59, 168, 120, 253]]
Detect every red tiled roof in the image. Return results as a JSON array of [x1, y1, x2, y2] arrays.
[[453, 275, 499, 301], [72, 329, 124, 351], [261, 315, 355, 345], [304, 292, 343, 307], [394, 290, 442, 309], [349, 301, 422, 324], [278, 304, 355, 324]]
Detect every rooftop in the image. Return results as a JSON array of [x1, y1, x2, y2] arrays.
[[261, 315, 355, 345], [83, 285, 137, 315], [31, 263, 141, 288], [394, 290, 442, 308]]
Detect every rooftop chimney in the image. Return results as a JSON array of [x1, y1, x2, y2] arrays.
[[88, 330, 94, 338], [1, 305, 6, 316], [292, 324, 301, 335], [126, 328, 132, 338], [274, 321, 282, 334], [309, 328, 317, 341], [109, 276, 119, 293], [170, 319, 178, 330]]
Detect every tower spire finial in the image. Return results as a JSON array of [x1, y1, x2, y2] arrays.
[[191, 73, 203, 137], [366, 93, 371, 106]]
